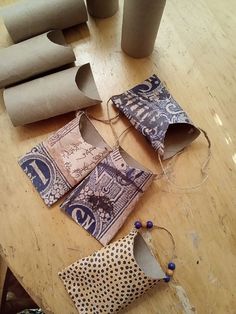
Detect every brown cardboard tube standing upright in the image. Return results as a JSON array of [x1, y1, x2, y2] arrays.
[[0, 30, 75, 89], [86, 0, 119, 18], [121, 0, 166, 58], [1, 0, 88, 43], [4, 64, 102, 126]]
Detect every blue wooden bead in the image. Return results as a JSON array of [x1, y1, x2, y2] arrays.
[[146, 221, 153, 229], [163, 276, 171, 283], [134, 221, 142, 229], [168, 262, 176, 270]]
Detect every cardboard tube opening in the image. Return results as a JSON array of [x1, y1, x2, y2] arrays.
[[163, 123, 201, 160], [133, 232, 165, 279], [47, 30, 68, 47], [79, 114, 110, 149], [86, 0, 119, 18], [2, 0, 88, 43], [119, 147, 151, 172], [75, 64, 101, 101], [4, 64, 101, 126], [0, 30, 75, 89]]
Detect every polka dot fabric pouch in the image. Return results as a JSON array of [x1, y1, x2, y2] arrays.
[[61, 148, 154, 245], [111, 74, 200, 160], [59, 229, 165, 313], [18, 112, 110, 206]]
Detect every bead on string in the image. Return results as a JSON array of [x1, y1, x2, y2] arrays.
[[134, 220, 176, 282]]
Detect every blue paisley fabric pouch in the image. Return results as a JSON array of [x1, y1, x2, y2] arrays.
[[111, 75, 200, 160]]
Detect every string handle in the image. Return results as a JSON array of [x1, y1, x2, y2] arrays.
[[134, 220, 176, 281], [86, 98, 131, 149], [104, 98, 211, 189], [82, 98, 211, 190], [158, 128, 211, 190]]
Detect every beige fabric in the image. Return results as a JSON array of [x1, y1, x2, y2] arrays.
[[45, 112, 111, 188], [18, 112, 110, 206], [4, 64, 101, 126], [1, 0, 88, 43], [0, 30, 75, 89], [59, 229, 165, 313]]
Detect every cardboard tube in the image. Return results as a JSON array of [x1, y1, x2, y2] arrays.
[[0, 30, 75, 89], [4, 64, 101, 126], [86, 0, 118, 18], [1, 0, 88, 43], [59, 230, 165, 313], [111, 74, 200, 159], [121, 0, 166, 58]]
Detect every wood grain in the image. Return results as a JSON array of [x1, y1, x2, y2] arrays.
[[0, 0, 236, 313]]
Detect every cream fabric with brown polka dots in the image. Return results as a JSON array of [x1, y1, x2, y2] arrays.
[[59, 229, 166, 313]]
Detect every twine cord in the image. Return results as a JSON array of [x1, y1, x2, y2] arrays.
[[154, 225, 176, 262], [158, 128, 211, 190], [83, 98, 211, 190], [141, 224, 176, 270]]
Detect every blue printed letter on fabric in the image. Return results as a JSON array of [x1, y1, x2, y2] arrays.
[[61, 148, 154, 245], [19, 113, 109, 206]]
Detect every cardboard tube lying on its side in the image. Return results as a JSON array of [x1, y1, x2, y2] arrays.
[[1, 0, 88, 43], [86, 0, 119, 18], [4, 64, 101, 126], [0, 30, 75, 89], [121, 0, 166, 58]]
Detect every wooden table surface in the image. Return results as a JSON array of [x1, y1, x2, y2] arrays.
[[0, 0, 236, 313]]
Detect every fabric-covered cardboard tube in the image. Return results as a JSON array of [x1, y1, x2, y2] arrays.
[[111, 74, 200, 160], [1, 0, 88, 43], [4, 64, 101, 126], [121, 0, 166, 58], [59, 229, 166, 313], [61, 147, 154, 245], [86, 0, 118, 18], [0, 30, 75, 89], [19, 112, 110, 206]]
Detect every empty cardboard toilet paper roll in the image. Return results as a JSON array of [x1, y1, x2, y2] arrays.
[[86, 0, 119, 18], [59, 229, 166, 313], [4, 64, 101, 126], [1, 0, 88, 43], [121, 0, 166, 58], [0, 30, 75, 89]]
